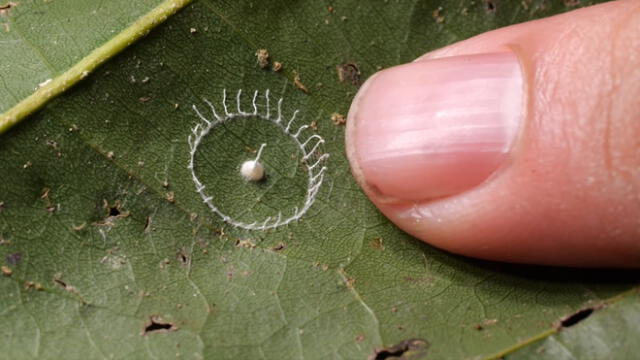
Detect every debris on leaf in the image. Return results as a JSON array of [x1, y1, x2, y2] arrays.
[[338, 267, 355, 288], [293, 71, 309, 93], [331, 112, 346, 126], [474, 318, 498, 331], [37, 78, 52, 89], [1, 265, 12, 276], [432, 7, 445, 23], [255, 48, 270, 69], [53, 274, 86, 303], [272, 61, 283, 72], [40, 187, 58, 212], [24, 281, 44, 291], [235, 239, 257, 249], [72, 223, 87, 231], [46, 140, 61, 158], [370, 237, 384, 250], [336, 62, 361, 85], [159, 258, 171, 270]]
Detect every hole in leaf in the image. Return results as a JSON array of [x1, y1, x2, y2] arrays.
[[177, 248, 189, 266], [143, 316, 176, 335], [109, 207, 120, 217], [102, 200, 129, 220], [560, 307, 595, 328], [370, 338, 429, 360]]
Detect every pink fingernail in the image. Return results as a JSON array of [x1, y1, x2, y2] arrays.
[[349, 51, 523, 200]]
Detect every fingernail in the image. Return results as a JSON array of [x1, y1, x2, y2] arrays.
[[348, 51, 523, 200]]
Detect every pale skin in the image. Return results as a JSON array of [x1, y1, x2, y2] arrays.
[[346, 0, 640, 267]]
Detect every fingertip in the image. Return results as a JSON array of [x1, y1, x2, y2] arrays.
[[346, 0, 640, 267]]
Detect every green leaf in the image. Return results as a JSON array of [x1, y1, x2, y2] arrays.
[[0, 0, 191, 133], [1, 0, 635, 359], [508, 290, 640, 360]]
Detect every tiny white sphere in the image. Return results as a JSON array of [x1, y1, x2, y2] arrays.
[[240, 160, 265, 181]]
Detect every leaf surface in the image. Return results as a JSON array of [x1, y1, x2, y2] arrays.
[[1, 1, 635, 359]]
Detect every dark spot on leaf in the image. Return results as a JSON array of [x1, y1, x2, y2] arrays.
[[142, 316, 176, 335], [53, 277, 67, 288], [559, 307, 597, 328], [0, 2, 17, 17], [370, 339, 429, 360], [53, 275, 86, 303], [271, 243, 286, 252], [473, 318, 497, 331], [484, 0, 497, 13], [6, 252, 21, 265]]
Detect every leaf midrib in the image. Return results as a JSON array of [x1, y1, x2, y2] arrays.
[[0, 0, 194, 135]]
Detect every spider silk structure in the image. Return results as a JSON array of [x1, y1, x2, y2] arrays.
[[188, 89, 329, 231]]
